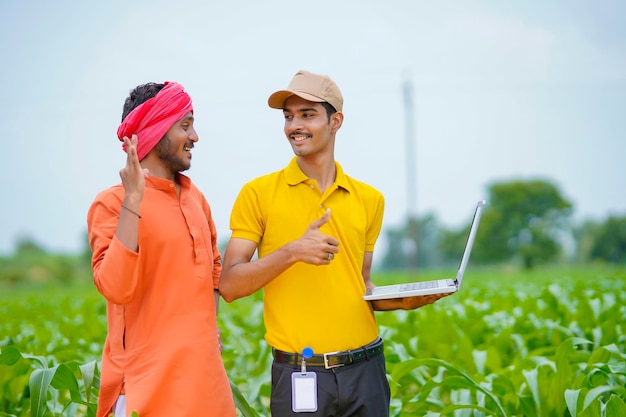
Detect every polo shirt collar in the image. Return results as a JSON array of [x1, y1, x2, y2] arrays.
[[284, 156, 352, 193]]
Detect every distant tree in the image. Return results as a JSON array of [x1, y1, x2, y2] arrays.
[[479, 179, 573, 269], [572, 219, 601, 263], [413, 214, 444, 268], [438, 227, 467, 265], [380, 213, 443, 270], [381, 226, 409, 270], [588, 214, 626, 264], [14, 237, 47, 257], [1, 237, 81, 284], [436, 204, 493, 268]]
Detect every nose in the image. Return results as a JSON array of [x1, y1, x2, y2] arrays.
[[287, 118, 304, 131], [189, 127, 199, 142]]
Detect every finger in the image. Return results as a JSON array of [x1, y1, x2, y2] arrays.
[[125, 135, 141, 168], [123, 136, 134, 159], [327, 237, 340, 248], [309, 208, 331, 230]]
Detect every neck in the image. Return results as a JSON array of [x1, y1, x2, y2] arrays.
[[140, 156, 177, 183], [297, 154, 336, 193]]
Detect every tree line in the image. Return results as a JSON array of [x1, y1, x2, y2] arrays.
[[381, 178, 626, 270]]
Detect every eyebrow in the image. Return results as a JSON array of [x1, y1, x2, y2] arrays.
[[283, 107, 320, 113]]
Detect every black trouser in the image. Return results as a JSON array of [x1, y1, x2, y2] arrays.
[[270, 352, 390, 417]]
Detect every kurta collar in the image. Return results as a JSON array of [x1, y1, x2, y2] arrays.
[[145, 172, 191, 192]]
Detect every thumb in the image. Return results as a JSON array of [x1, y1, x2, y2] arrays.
[[309, 208, 331, 230]]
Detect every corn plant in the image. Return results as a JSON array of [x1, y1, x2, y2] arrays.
[[1, 266, 625, 416]]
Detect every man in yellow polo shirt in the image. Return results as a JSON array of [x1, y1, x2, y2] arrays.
[[220, 70, 446, 416]]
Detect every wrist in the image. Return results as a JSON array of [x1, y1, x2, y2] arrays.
[[122, 194, 142, 209]]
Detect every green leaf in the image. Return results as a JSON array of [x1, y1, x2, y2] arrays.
[[29, 362, 90, 416], [391, 358, 508, 416], [583, 385, 626, 411], [0, 346, 22, 366], [29, 366, 57, 417], [605, 394, 626, 416], [439, 375, 480, 390], [0, 345, 48, 368], [230, 380, 261, 417], [79, 360, 98, 404], [522, 368, 540, 414], [50, 363, 83, 403], [439, 403, 501, 416], [564, 388, 581, 416]]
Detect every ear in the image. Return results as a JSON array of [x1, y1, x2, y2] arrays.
[[330, 111, 343, 134]]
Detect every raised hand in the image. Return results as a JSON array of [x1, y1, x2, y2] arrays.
[[115, 135, 147, 251], [119, 135, 149, 202]]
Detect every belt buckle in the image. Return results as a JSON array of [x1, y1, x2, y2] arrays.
[[323, 351, 345, 369]]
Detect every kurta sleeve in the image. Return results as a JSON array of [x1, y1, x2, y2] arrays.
[[87, 193, 141, 305]]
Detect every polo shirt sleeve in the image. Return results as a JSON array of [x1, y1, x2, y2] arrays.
[[229, 181, 264, 244], [365, 191, 385, 252]]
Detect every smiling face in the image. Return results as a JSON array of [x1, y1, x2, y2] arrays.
[[282, 95, 342, 157], [154, 112, 198, 174]]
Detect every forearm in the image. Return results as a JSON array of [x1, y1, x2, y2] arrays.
[[115, 194, 142, 251], [371, 293, 446, 311], [220, 244, 298, 302], [370, 298, 411, 311]]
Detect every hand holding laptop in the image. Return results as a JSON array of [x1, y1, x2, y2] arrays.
[[367, 292, 451, 311]]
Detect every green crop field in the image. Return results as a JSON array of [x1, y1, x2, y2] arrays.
[[1, 265, 625, 416]]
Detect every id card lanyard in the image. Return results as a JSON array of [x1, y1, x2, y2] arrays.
[[292, 347, 317, 413]]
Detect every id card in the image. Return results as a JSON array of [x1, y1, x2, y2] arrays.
[[291, 372, 317, 412]]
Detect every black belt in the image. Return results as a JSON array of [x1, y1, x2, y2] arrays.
[[272, 338, 384, 369]]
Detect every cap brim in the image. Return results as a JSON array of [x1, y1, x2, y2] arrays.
[[268, 90, 325, 109]]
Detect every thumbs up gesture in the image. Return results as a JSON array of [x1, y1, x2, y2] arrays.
[[294, 209, 340, 265]]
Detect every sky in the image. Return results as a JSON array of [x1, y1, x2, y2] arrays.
[[1, 0, 625, 257]]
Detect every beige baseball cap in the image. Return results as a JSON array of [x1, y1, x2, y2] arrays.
[[268, 70, 343, 112]]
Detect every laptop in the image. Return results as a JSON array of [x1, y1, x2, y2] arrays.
[[363, 200, 486, 301]]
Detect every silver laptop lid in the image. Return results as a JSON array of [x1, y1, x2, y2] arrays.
[[455, 200, 486, 288]]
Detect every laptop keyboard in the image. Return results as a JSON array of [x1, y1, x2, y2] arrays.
[[400, 281, 438, 291], [398, 279, 456, 292]]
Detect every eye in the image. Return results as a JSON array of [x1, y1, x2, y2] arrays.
[[284, 114, 293, 121]]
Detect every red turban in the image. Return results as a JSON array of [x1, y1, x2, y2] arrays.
[[117, 81, 193, 160]]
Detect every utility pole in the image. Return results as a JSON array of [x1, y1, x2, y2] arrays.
[[403, 76, 417, 217], [402, 75, 419, 271]]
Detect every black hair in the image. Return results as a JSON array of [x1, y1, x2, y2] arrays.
[[321, 102, 337, 122], [121, 82, 166, 121]]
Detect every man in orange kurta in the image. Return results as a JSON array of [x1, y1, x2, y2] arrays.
[[87, 81, 236, 417]]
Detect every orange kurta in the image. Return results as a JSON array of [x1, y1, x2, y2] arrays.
[[87, 173, 236, 417]]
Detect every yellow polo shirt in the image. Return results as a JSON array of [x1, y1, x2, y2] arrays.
[[230, 157, 384, 353]]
